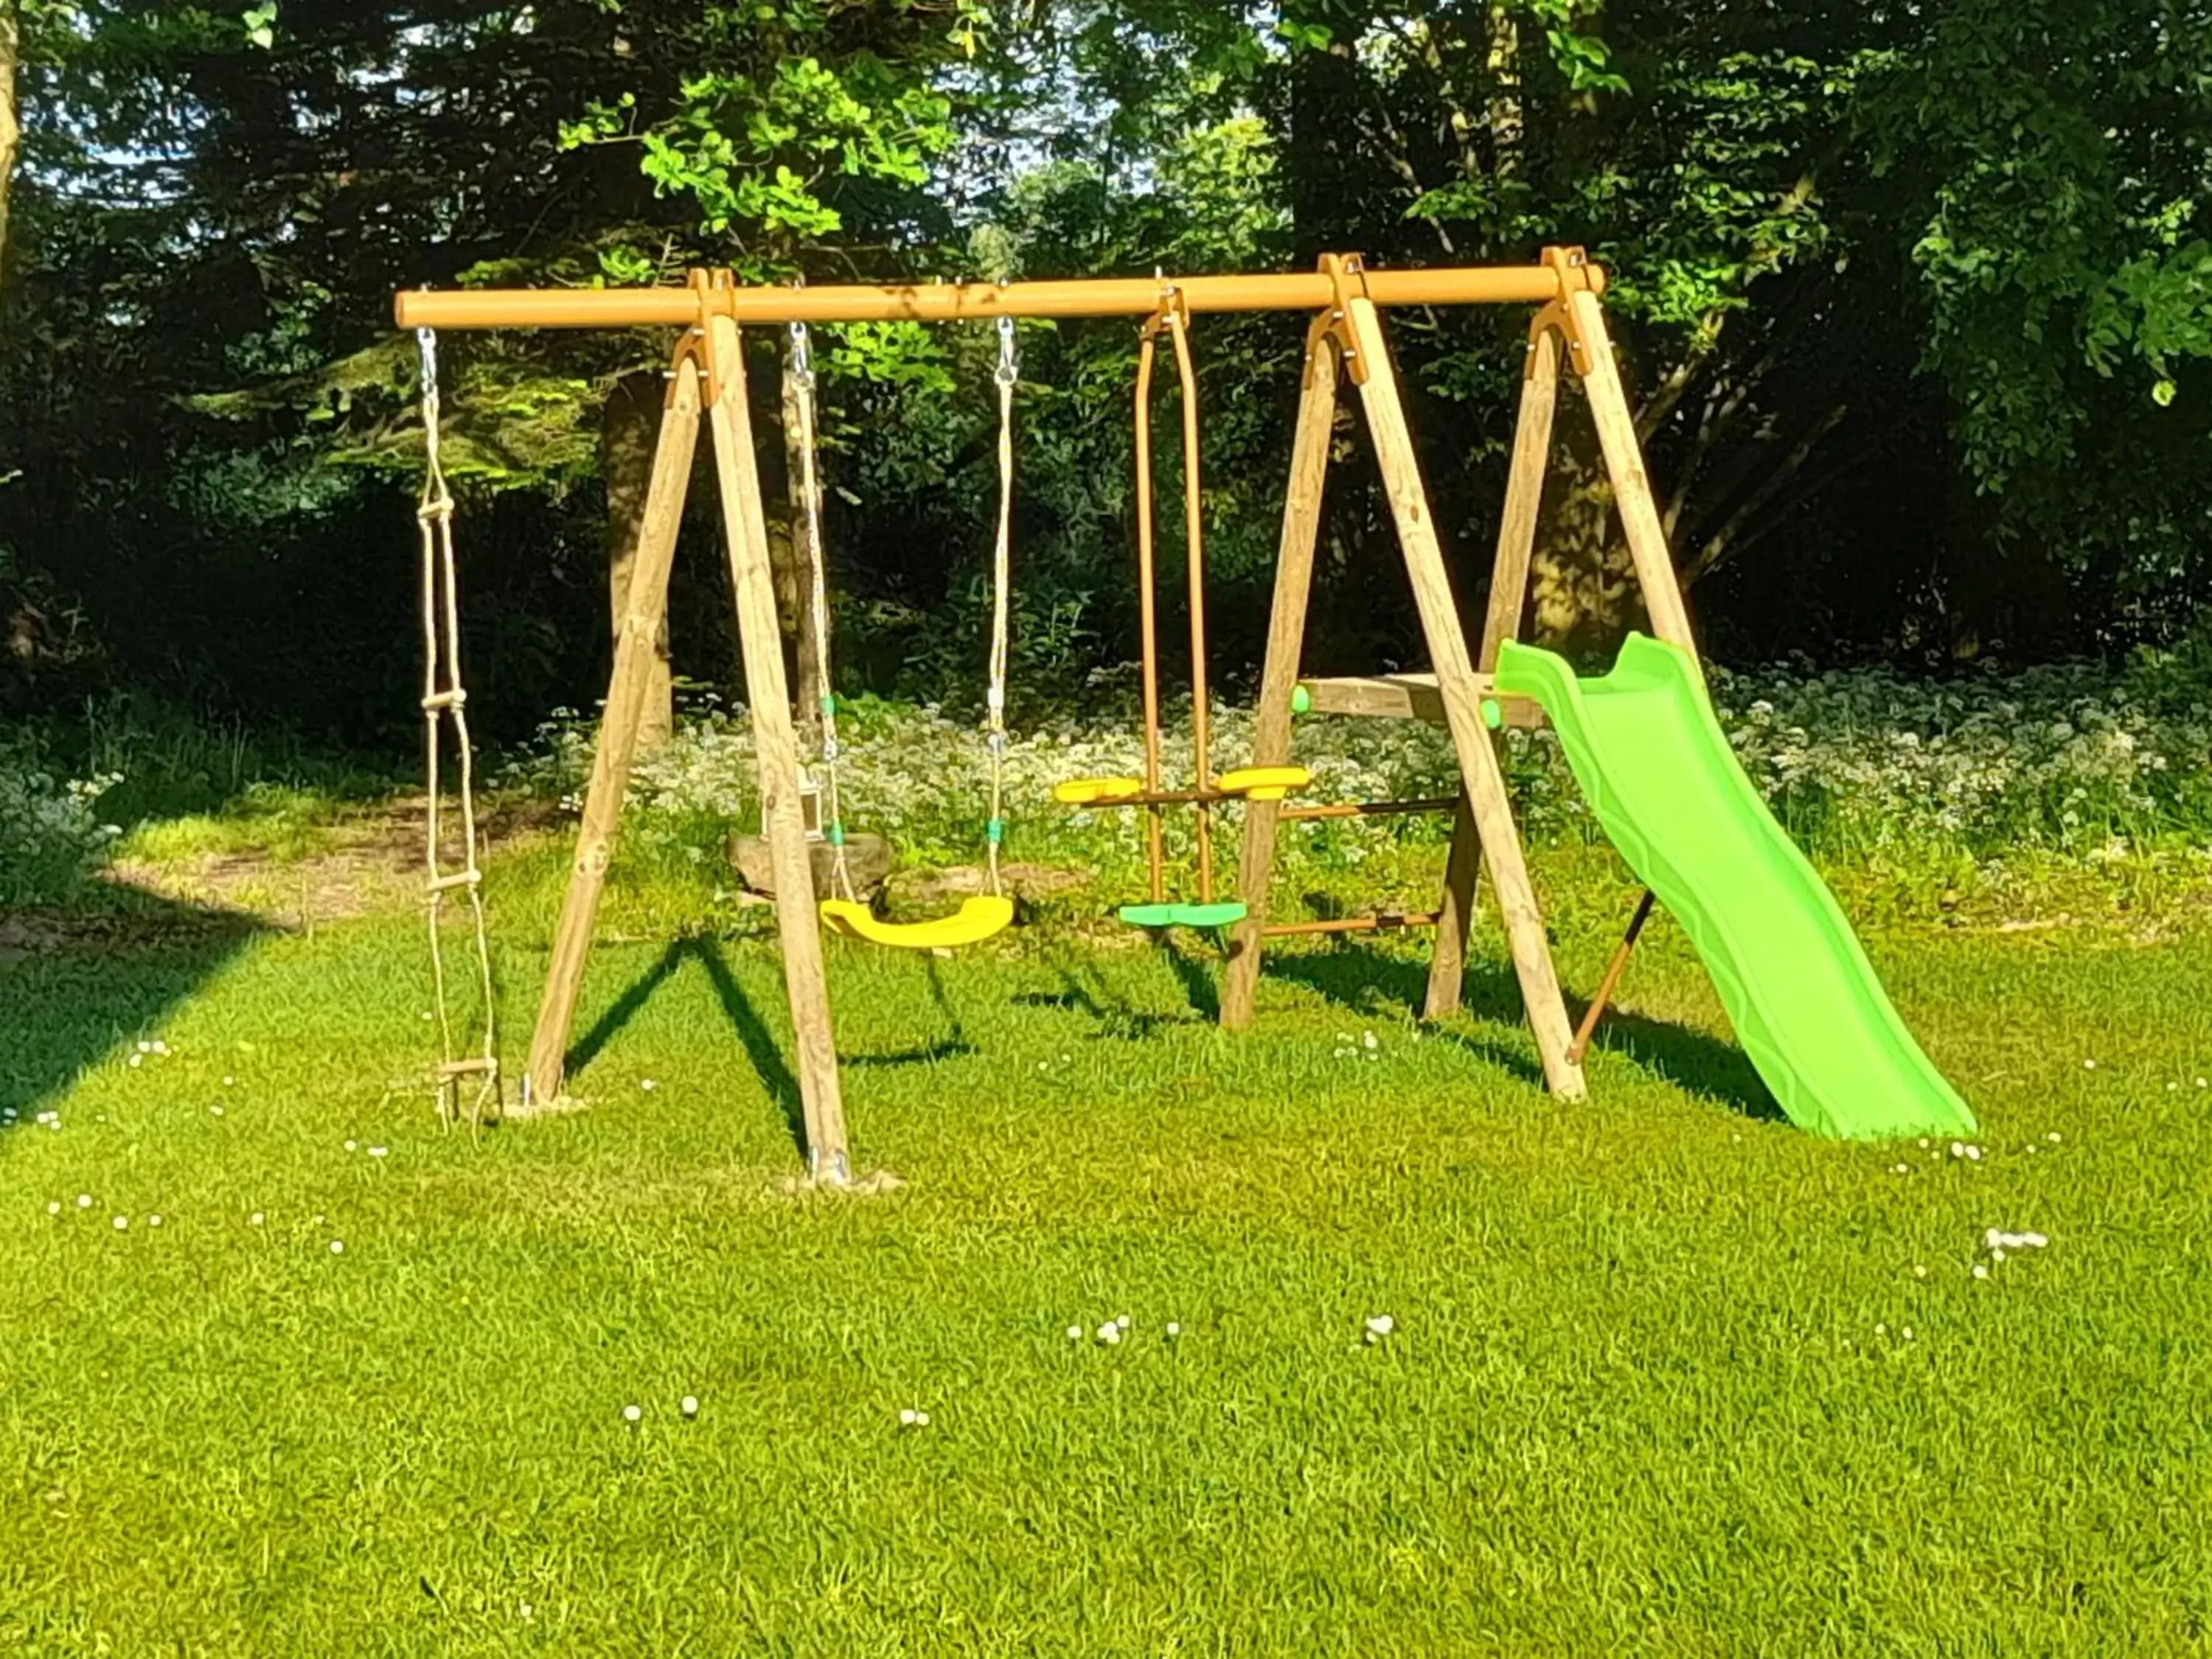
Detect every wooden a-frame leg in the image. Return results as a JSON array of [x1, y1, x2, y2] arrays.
[[1344, 297, 1585, 1100], [1222, 330, 1340, 1032], [1425, 326, 1562, 1020], [706, 313, 852, 1183], [524, 358, 703, 1113], [1565, 288, 1697, 651]]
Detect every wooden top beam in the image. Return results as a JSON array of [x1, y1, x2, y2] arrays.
[[394, 256, 1605, 333]]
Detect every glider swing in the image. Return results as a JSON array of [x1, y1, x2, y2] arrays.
[[1051, 285, 1309, 931], [785, 316, 1017, 952]]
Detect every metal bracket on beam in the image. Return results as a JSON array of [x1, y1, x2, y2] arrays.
[[1304, 252, 1373, 387], [1535, 246, 1602, 378]]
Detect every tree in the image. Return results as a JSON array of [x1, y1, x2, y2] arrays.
[[1856, 0, 2212, 647], [560, 0, 1001, 731], [0, 1, 1010, 739], [0, 0, 18, 276]]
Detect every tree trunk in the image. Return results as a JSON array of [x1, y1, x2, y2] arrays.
[[1529, 407, 1642, 650], [603, 369, 675, 751], [1, 0, 21, 280]]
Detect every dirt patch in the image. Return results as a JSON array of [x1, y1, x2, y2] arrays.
[[105, 798, 561, 931]]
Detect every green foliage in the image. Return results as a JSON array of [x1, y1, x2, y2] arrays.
[[0, 730, 119, 905], [1855, 0, 2212, 599], [559, 1, 981, 279], [2, 0, 2208, 754]]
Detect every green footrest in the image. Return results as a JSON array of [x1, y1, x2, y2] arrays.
[[1118, 901, 1249, 931]]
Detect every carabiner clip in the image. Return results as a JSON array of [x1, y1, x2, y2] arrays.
[[787, 319, 815, 390]]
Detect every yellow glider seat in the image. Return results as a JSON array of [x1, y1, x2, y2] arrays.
[[1053, 776, 1147, 806], [1054, 767, 1308, 806], [1216, 765, 1310, 802]]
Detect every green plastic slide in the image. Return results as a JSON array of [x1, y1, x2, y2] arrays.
[[1495, 633, 1977, 1141]]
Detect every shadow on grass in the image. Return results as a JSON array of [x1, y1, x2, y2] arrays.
[[1158, 936, 1222, 1022], [1015, 953, 1207, 1041], [1265, 944, 1549, 1090], [1585, 1012, 1782, 1124], [1265, 938, 1779, 1122], [844, 961, 978, 1068], [568, 938, 807, 1155], [568, 942, 983, 1158], [0, 892, 265, 1125], [566, 941, 688, 1077]]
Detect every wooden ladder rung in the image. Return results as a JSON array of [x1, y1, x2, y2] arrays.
[[421, 689, 469, 712], [437, 1057, 501, 1078], [427, 869, 484, 894]]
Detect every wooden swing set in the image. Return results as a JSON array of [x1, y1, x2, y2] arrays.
[[396, 247, 1697, 1184]]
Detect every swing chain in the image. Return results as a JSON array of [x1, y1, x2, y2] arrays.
[[985, 317, 1018, 896], [786, 321, 855, 902], [416, 326, 501, 1132], [787, 319, 815, 390]]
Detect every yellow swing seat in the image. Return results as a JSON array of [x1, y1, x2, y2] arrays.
[[820, 895, 1015, 950]]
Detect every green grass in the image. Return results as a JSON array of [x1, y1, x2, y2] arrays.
[[4, 842, 2211, 1655]]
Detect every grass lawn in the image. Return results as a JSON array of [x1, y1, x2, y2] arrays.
[[4, 836, 2211, 1655]]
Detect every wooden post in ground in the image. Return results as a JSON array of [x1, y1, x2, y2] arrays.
[[524, 358, 703, 1110], [1425, 324, 1562, 1020], [1221, 328, 1340, 1031], [1564, 287, 1696, 651], [1343, 296, 1585, 1100], [705, 310, 850, 1183]]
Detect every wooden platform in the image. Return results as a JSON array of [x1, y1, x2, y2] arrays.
[[1297, 671, 1545, 729]]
